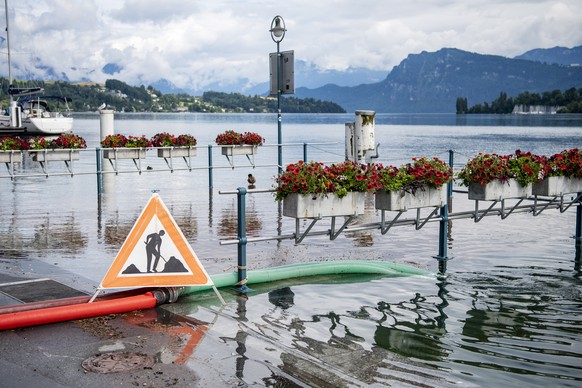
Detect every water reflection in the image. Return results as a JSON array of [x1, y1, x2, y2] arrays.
[[374, 295, 448, 360], [268, 287, 295, 310], [0, 223, 26, 258], [31, 215, 87, 255], [345, 194, 376, 247], [123, 308, 208, 365], [256, 283, 451, 385], [575, 244, 581, 275], [102, 211, 136, 250], [166, 203, 198, 242], [218, 197, 263, 238], [219, 296, 249, 379], [99, 204, 198, 251]]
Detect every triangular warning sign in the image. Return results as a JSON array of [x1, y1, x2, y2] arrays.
[[99, 193, 213, 289]]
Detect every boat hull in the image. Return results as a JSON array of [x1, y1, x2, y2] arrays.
[[0, 115, 73, 136]]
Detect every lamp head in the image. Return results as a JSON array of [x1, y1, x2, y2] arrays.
[[270, 15, 286, 43]]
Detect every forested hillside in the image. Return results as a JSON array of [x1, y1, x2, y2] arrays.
[[456, 88, 582, 114], [0, 78, 345, 114]]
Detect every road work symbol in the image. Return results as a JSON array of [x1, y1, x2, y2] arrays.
[[98, 193, 213, 289]]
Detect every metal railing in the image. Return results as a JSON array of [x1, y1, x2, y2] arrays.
[[216, 150, 582, 283], [0, 142, 341, 193]]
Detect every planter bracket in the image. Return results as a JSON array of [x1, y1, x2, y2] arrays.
[[533, 195, 559, 216], [107, 156, 143, 175], [294, 217, 320, 244], [415, 206, 441, 230], [330, 215, 355, 240], [473, 200, 499, 222], [162, 156, 193, 172], [500, 198, 525, 219], [560, 193, 582, 213], [224, 153, 256, 170], [380, 210, 404, 235]]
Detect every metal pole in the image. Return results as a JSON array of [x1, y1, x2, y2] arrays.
[[303, 142, 308, 162], [208, 145, 213, 189], [435, 150, 454, 272], [448, 150, 454, 199], [576, 191, 582, 243], [235, 187, 249, 293], [96, 148, 102, 195], [277, 40, 282, 176]]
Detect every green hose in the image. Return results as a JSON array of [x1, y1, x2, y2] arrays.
[[181, 260, 430, 296]]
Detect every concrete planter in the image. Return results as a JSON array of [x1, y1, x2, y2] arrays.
[[532, 176, 582, 196], [157, 147, 197, 158], [30, 149, 80, 162], [103, 148, 146, 159], [220, 145, 257, 156], [283, 192, 365, 218], [468, 179, 531, 201], [375, 186, 446, 211], [0, 151, 23, 163]]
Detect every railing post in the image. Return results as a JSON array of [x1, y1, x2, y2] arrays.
[[235, 187, 249, 293], [96, 148, 102, 195], [435, 150, 454, 273], [303, 142, 308, 162], [447, 150, 454, 199], [208, 145, 213, 189], [576, 191, 581, 243]]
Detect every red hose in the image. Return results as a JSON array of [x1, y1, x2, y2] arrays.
[[0, 292, 158, 331]]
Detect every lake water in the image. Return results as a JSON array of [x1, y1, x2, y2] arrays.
[[1, 113, 581, 386]]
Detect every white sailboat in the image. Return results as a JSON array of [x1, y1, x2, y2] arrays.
[[0, 0, 73, 136]]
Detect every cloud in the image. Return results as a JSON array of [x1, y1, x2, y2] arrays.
[[2, 0, 581, 92]]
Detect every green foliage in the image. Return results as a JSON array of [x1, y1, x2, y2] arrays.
[[456, 97, 468, 114], [459, 88, 582, 114], [274, 160, 378, 201], [28, 134, 87, 149], [201, 91, 346, 113], [0, 136, 29, 150], [457, 150, 542, 187], [0, 77, 345, 114]]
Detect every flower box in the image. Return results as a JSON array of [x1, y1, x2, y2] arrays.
[[29, 149, 80, 162], [532, 176, 582, 196], [468, 179, 532, 201], [283, 192, 365, 218], [157, 147, 197, 158], [375, 186, 446, 211], [102, 148, 147, 160], [221, 145, 257, 156], [0, 151, 23, 163]]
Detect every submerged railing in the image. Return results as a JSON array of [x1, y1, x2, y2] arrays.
[[3, 146, 581, 278], [0, 142, 340, 193], [216, 150, 582, 281]]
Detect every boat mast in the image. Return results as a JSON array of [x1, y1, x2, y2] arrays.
[[4, 0, 12, 100]]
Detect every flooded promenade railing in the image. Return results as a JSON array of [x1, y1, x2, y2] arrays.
[[218, 184, 582, 281], [0, 142, 341, 192], [213, 150, 582, 281]]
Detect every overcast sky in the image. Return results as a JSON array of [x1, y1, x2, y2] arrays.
[[2, 0, 581, 91]]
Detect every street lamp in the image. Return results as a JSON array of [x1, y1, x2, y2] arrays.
[[270, 15, 286, 175]]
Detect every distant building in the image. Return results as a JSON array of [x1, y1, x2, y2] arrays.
[[512, 105, 563, 114]]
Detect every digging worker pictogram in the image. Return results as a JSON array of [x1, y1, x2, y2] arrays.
[[145, 229, 165, 272]]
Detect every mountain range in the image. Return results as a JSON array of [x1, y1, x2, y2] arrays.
[[102, 45, 582, 113], [295, 46, 582, 113], [4, 43, 582, 113]]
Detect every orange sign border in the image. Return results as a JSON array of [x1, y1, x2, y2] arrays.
[[99, 194, 212, 289]]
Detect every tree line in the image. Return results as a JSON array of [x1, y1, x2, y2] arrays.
[[456, 88, 582, 114], [0, 78, 345, 114]]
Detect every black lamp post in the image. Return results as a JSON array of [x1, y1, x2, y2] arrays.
[[270, 16, 286, 175]]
